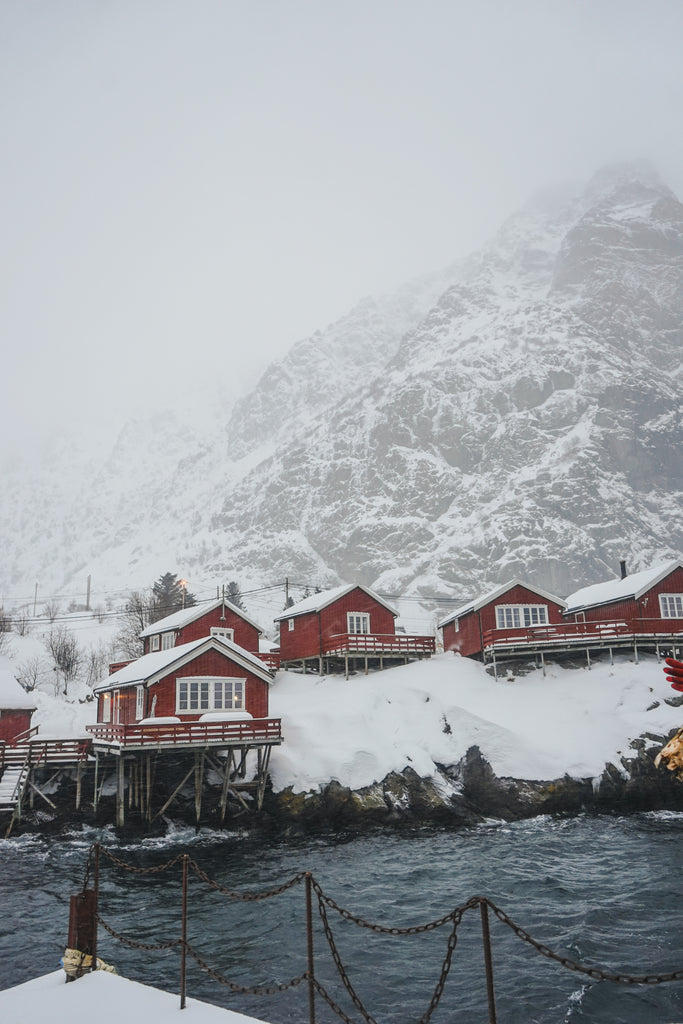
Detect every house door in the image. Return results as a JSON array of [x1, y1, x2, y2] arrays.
[[113, 689, 121, 725]]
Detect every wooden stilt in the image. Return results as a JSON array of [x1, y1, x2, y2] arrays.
[[76, 762, 82, 811], [146, 754, 152, 823], [540, 652, 546, 677], [364, 655, 368, 676], [220, 750, 234, 823], [194, 751, 205, 825], [152, 763, 196, 822], [116, 757, 125, 827], [93, 754, 100, 812], [345, 655, 349, 680], [586, 648, 591, 670], [256, 746, 272, 810]]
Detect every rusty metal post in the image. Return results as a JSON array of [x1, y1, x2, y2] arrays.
[[180, 853, 188, 1009], [305, 872, 316, 1024], [480, 899, 497, 1024]]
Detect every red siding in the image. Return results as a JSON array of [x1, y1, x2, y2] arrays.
[[279, 588, 396, 662], [571, 567, 683, 632], [443, 584, 566, 658], [0, 709, 33, 744], [148, 648, 269, 720], [144, 606, 260, 655]]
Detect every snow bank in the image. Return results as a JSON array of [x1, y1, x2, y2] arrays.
[[268, 653, 681, 791]]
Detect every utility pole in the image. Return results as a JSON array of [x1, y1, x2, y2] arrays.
[[285, 577, 289, 608], [33, 583, 38, 617], [86, 575, 91, 612]]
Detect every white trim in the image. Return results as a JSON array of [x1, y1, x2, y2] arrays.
[[150, 635, 160, 651], [288, 619, 294, 631], [135, 685, 145, 720], [660, 594, 683, 618], [211, 626, 235, 642], [176, 676, 245, 713], [161, 632, 174, 650], [101, 692, 111, 723], [347, 611, 370, 635], [495, 604, 549, 629], [439, 579, 566, 629]]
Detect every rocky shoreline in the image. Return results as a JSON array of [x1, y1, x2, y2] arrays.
[[4, 727, 682, 838]]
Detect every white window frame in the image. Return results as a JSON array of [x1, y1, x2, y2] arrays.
[[176, 676, 246, 713], [211, 626, 235, 642], [659, 594, 683, 618], [288, 618, 295, 631], [161, 632, 174, 650], [495, 605, 549, 629], [150, 634, 160, 651], [135, 685, 145, 720], [347, 612, 370, 635], [101, 692, 111, 723]]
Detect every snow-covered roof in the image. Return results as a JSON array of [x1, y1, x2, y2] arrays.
[[94, 636, 273, 693], [564, 561, 683, 614], [139, 598, 263, 638], [273, 583, 398, 622], [438, 579, 566, 628], [0, 668, 36, 710]]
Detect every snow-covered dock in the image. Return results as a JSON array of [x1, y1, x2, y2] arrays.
[[0, 969, 265, 1023]]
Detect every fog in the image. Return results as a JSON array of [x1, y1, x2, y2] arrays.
[[2, 0, 682, 450]]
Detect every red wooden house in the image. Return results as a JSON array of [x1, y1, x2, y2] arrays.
[[439, 580, 567, 660], [0, 669, 36, 745], [564, 561, 683, 643], [90, 630, 278, 745], [139, 598, 263, 656], [273, 583, 435, 674]]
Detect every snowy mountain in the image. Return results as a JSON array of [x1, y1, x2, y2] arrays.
[[2, 163, 682, 613]]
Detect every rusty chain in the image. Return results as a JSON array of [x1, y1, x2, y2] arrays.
[[84, 843, 683, 1014], [184, 941, 308, 995], [96, 913, 183, 952], [485, 898, 683, 986], [188, 857, 309, 900]]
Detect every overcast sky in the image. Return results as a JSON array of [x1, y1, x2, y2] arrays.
[[2, 0, 683, 448]]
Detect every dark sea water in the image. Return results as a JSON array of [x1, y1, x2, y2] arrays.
[[0, 813, 682, 1024]]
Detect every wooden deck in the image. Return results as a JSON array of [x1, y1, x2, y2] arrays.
[[86, 717, 282, 753], [481, 617, 683, 673], [322, 632, 436, 657]]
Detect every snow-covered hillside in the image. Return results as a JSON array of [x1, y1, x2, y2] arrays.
[[1, 162, 681, 608]]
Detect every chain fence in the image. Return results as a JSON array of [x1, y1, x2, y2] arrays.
[[71, 842, 683, 1024]]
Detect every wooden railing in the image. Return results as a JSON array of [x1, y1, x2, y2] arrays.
[[87, 717, 283, 748], [322, 633, 436, 657], [2, 738, 91, 769], [483, 617, 683, 651], [259, 652, 281, 672], [8, 724, 40, 746]]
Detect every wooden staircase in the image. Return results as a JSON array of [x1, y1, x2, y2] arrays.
[[0, 760, 30, 813]]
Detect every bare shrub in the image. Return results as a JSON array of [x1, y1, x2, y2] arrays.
[[14, 612, 30, 636], [16, 656, 50, 693], [44, 625, 82, 693], [84, 641, 114, 689], [115, 589, 155, 659], [42, 599, 61, 623]]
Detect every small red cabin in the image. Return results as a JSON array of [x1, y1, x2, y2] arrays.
[[139, 598, 263, 657], [273, 583, 435, 671], [0, 669, 36, 744], [564, 561, 683, 637], [439, 580, 567, 659], [93, 635, 274, 727]]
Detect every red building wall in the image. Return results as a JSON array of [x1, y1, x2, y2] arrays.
[[97, 650, 271, 724], [443, 585, 566, 658], [0, 709, 33, 744], [279, 588, 396, 661], [143, 607, 260, 655], [570, 568, 683, 631]]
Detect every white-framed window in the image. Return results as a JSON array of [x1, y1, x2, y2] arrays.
[[288, 618, 295, 631], [176, 676, 245, 713], [347, 612, 370, 634], [150, 635, 160, 651], [135, 685, 145, 720], [101, 692, 111, 723], [161, 632, 174, 650], [453, 618, 459, 633], [495, 605, 549, 629], [211, 626, 235, 642], [660, 594, 683, 618]]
